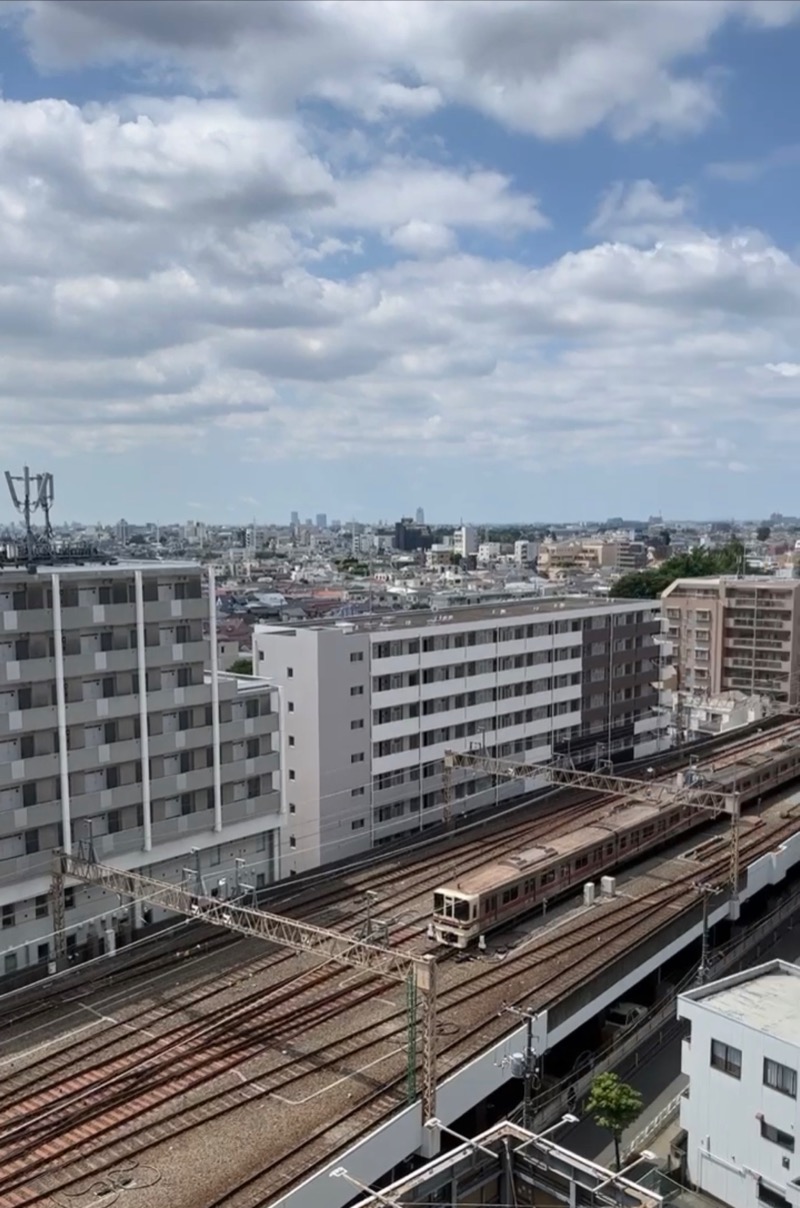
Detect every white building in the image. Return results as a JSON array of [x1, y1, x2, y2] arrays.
[[456, 525, 478, 558], [679, 961, 800, 1208], [514, 539, 538, 567], [254, 596, 664, 875]]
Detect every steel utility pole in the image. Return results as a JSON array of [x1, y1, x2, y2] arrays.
[[501, 1005, 541, 1129], [694, 881, 723, 984]]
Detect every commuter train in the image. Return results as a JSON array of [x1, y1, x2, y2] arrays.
[[432, 739, 800, 948]]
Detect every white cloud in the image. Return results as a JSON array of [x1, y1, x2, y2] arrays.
[[388, 221, 456, 258], [1, 2, 799, 485], [19, 0, 800, 140], [588, 180, 695, 244]]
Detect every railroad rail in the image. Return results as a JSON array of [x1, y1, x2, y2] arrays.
[[52, 850, 439, 1127]]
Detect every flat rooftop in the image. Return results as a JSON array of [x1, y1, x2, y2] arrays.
[[682, 961, 800, 1047], [0, 559, 201, 577], [257, 594, 657, 635]]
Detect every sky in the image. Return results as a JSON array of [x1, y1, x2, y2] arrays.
[[2, 1, 800, 525]]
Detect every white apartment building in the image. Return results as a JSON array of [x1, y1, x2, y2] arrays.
[[679, 961, 800, 1208], [254, 596, 664, 875], [456, 525, 479, 558], [0, 557, 283, 977]]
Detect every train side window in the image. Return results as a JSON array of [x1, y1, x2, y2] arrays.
[[560, 864, 571, 878], [630, 830, 639, 843], [434, 893, 445, 915], [575, 855, 589, 870], [541, 869, 556, 885], [643, 824, 654, 838], [502, 886, 520, 905], [620, 835, 628, 848], [605, 843, 614, 855]]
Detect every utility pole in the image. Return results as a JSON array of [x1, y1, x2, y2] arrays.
[[694, 881, 723, 984], [501, 1005, 541, 1129]]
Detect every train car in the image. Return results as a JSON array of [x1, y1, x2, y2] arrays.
[[432, 802, 692, 948], [432, 739, 800, 949]]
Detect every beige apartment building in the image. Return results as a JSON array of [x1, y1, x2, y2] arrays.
[[538, 538, 647, 579], [661, 576, 800, 705]]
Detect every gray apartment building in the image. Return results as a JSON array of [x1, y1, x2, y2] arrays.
[[662, 576, 800, 705], [253, 596, 664, 875], [0, 559, 282, 975]]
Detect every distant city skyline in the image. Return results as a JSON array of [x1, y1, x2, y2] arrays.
[[2, 4, 800, 518]]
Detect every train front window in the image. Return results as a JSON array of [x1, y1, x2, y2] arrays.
[[453, 898, 470, 921], [433, 893, 445, 915]]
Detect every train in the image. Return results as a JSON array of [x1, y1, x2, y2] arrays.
[[432, 738, 800, 948]]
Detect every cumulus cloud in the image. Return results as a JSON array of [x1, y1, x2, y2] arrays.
[[20, 0, 800, 139], [588, 180, 695, 244], [1, 1, 799, 482]]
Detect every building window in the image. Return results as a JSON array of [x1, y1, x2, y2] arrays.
[[288, 701, 295, 712], [289, 803, 296, 814], [351, 752, 365, 764], [761, 1121, 795, 1151], [764, 1058, 797, 1098], [246, 738, 259, 759], [289, 769, 296, 780], [25, 829, 39, 855], [107, 810, 121, 834], [180, 792, 194, 816], [22, 782, 37, 808], [352, 786, 365, 797], [351, 819, 365, 830], [758, 1181, 792, 1208], [350, 685, 364, 696], [35, 894, 48, 919], [288, 736, 295, 747], [351, 718, 364, 730], [4, 952, 17, 975], [246, 698, 259, 719], [247, 777, 260, 798], [64, 887, 75, 909], [289, 836, 296, 848], [350, 651, 364, 663], [710, 1039, 742, 1078], [287, 667, 294, 678], [1, 903, 14, 930]]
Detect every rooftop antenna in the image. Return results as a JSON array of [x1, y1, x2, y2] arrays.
[[4, 466, 53, 563]]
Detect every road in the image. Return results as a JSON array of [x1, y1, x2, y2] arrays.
[[560, 920, 800, 1167]]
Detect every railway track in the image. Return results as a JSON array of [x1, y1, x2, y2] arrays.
[[4, 804, 800, 1208], [3, 719, 800, 1207]]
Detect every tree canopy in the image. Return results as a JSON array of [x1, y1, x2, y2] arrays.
[[610, 540, 748, 599], [228, 656, 253, 676], [586, 1071, 643, 1169]]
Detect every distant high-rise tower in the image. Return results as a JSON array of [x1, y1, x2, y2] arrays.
[[415, 506, 425, 525], [316, 513, 327, 529], [116, 518, 129, 545], [290, 511, 300, 527]]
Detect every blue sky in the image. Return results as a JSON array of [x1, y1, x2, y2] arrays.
[[1, 1, 800, 526]]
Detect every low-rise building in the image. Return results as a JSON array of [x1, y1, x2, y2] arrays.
[[679, 960, 800, 1208]]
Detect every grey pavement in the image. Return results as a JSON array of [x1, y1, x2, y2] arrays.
[[559, 923, 800, 1168]]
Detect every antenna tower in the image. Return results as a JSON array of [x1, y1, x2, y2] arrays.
[[4, 466, 54, 562]]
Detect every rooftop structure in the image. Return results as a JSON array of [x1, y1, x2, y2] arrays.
[[346, 1119, 662, 1208]]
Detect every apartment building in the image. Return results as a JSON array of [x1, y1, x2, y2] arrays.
[[538, 538, 648, 580], [0, 559, 282, 975], [662, 577, 800, 705], [679, 961, 800, 1208], [253, 597, 664, 874]]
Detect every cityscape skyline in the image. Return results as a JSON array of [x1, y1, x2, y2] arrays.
[[1, 3, 800, 517]]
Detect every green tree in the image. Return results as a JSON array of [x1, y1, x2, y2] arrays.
[[611, 540, 751, 599], [756, 524, 771, 542], [229, 656, 253, 676], [586, 1072, 643, 1170]]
